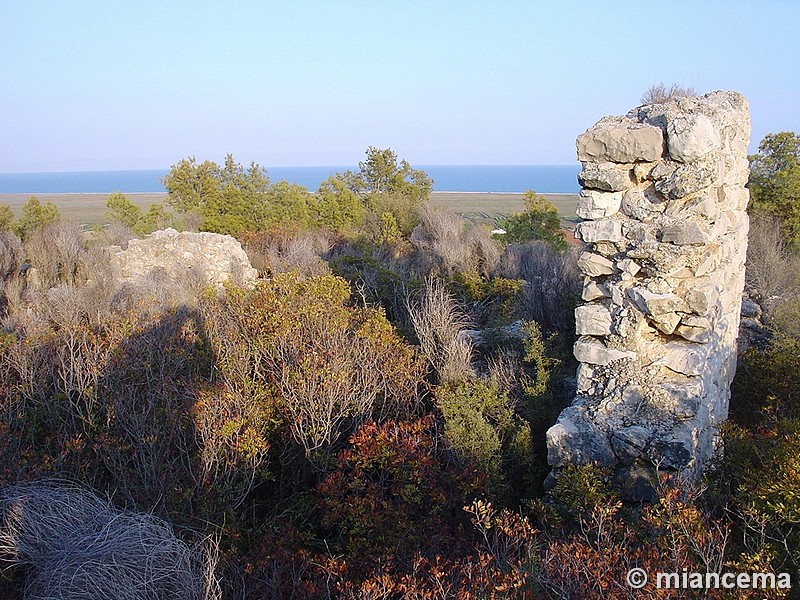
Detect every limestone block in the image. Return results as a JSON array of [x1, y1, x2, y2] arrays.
[[662, 342, 708, 377], [546, 405, 616, 467], [667, 114, 721, 163], [627, 287, 688, 316], [650, 312, 682, 335], [633, 162, 657, 182], [576, 118, 664, 163], [575, 304, 613, 336], [661, 221, 712, 246], [576, 189, 624, 219], [576, 219, 623, 243], [675, 315, 712, 343], [576, 363, 596, 394], [686, 195, 721, 221], [621, 187, 665, 221], [578, 252, 615, 276], [654, 155, 721, 199], [578, 161, 634, 192], [683, 288, 711, 315], [646, 428, 694, 470], [574, 337, 635, 366], [616, 258, 640, 279], [582, 279, 610, 301], [693, 250, 719, 277], [611, 426, 652, 464], [660, 382, 702, 419]]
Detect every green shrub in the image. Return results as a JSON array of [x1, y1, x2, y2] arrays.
[[498, 190, 567, 252], [713, 421, 800, 573], [436, 378, 537, 500], [0, 205, 14, 232], [15, 196, 60, 241]]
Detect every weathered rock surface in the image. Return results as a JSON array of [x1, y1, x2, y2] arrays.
[[548, 91, 750, 488], [576, 117, 665, 163], [575, 304, 614, 336], [109, 228, 257, 288], [578, 161, 634, 192]]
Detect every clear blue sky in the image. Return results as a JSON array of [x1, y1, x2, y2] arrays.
[[1, 1, 798, 172]]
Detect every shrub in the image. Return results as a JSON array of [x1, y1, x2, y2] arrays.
[[0, 205, 14, 232], [0, 231, 23, 283], [745, 212, 800, 311], [498, 190, 568, 252], [748, 131, 800, 247], [641, 83, 697, 104], [239, 226, 333, 277], [316, 417, 482, 556], [409, 205, 502, 278], [344, 146, 432, 239], [0, 231, 24, 319], [106, 191, 143, 230], [328, 245, 415, 330], [731, 313, 800, 424], [0, 304, 211, 514], [495, 241, 581, 334], [310, 175, 365, 234], [534, 467, 737, 599], [200, 273, 424, 469], [435, 378, 536, 499], [712, 421, 800, 579], [95, 221, 137, 249], [14, 197, 60, 242]]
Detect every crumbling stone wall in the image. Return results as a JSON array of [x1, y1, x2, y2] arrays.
[[109, 228, 257, 288], [546, 91, 750, 493]]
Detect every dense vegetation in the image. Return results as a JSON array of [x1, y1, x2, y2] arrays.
[[0, 142, 798, 598]]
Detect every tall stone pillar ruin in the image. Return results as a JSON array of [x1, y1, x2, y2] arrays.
[[546, 91, 750, 493]]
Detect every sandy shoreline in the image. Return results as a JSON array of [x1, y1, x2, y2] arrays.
[[0, 191, 579, 227]]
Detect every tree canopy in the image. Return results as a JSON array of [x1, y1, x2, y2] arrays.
[[748, 131, 800, 246], [341, 146, 433, 239], [161, 148, 432, 241]]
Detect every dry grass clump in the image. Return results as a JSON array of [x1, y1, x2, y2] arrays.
[[407, 277, 474, 384], [0, 481, 220, 600], [24, 221, 87, 289], [495, 241, 581, 333], [93, 221, 138, 249], [0, 232, 23, 281], [0, 232, 25, 319], [641, 82, 697, 104], [241, 227, 333, 277], [410, 205, 501, 277], [111, 267, 205, 315]]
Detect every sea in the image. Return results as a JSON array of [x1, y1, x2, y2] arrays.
[[0, 165, 581, 194]]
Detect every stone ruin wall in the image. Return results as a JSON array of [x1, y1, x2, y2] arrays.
[[108, 228, 258, 288], [546, 91, 751, 492]]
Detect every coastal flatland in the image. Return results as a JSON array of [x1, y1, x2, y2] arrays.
[[0, 192, 580, 229]]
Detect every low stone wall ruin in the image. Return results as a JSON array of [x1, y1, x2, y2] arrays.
[[546, 91, 750, 494], [108, 228, 257, 288]]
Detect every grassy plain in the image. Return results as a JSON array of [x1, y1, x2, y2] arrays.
[[429, 192, 580, 228], [0, 192, 580, 229]]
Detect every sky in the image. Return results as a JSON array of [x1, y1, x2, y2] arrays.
[[1, 1, 799, 172]]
